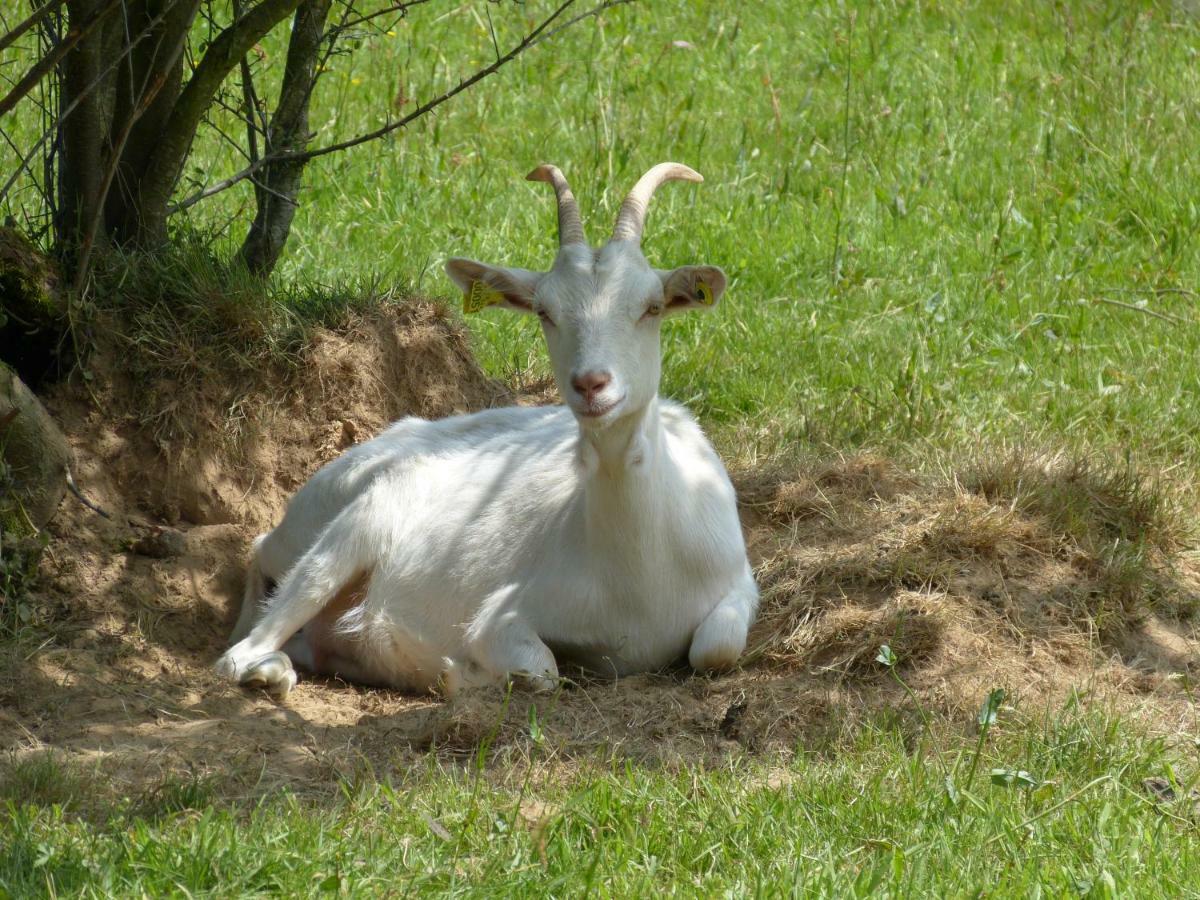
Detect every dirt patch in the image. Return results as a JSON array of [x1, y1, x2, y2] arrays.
[[58, 300, 507, 531], [3, 316, 1200, 799]]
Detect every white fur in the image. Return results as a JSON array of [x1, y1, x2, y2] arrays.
[[218, 168, 758, 699]]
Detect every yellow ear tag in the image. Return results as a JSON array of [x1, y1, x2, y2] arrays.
[[464, 280, 504, 314], [696, 280, 715, 306]]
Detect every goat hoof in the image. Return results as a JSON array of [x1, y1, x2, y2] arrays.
[[688, 635, 742, 671], [240, 651, 297, 700], [689, 605, 747, 672], [514, 670, 559, 693]]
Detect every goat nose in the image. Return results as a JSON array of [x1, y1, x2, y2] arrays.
[[571, 370, 612, 400]]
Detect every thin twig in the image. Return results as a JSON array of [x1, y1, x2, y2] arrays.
[[1091, 296, 1188, 324], [0, 0, 122, 119], [0, 0, 66, 56], [1094, 286, 1198, 299], [247, 173, 298, 207], [205, 113, 257, 163], [235, 0, 263, 164], [0, 123, 40, 197], [829, 10, 855, 284], [167, 163, 259, 213], [310, 0, 357, 100], [283, 0, 579, 164], [0, 0, 189, 206], [170, 0, 632, 215], [65, 467, 112, 519], [322, 0, 427, 38], [523, 0, 634, 47], [212, 92, 266, 138], [485, 3, 501, 62]]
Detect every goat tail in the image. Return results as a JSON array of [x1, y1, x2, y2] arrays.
[[229, 533, 269, 646]]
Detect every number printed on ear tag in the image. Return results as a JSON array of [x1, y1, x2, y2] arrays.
[[464, 280, 504, 314], [696, 280, 715, 306]]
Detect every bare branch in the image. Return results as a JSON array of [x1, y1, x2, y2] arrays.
[[170, 0, 635, 216], [136, 0, 306, 242], [485, 3, 501, 62], [308, 0, 357, 100], [0, 0, 121, 120], [526, 0, 635, 47], [205, 113, 257, 162], [0, 0, 66, 56], [247, 173, 298, 208], [211, 92, 266, 139], [322, 0, 428, 38], [166, 167, 242, 213], [1091, 297, 1188, 324], [0, 124, 40, 198], [288, 0, 580, 164], [66, 467, 112, 519], [234, 0, 262, 163], [0, 0, 183, 207]]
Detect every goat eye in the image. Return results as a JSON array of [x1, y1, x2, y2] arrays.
[[536, 309, 554, 326], [642, 304, 663, 319]]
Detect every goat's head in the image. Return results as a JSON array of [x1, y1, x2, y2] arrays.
[[446, 163, 726, 428]]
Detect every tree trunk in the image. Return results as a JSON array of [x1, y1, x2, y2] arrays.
[[239, 0, 332, 276], [44, 0, 301, 253], [57, 0, 111, 260], [133, 0, 304, 247], [103, 0, 201, 245], [0, 363, 70, 535]]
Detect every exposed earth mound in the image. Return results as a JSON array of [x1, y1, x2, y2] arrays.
[[2, 305, 1198, 798]]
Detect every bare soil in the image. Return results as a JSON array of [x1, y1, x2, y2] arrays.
[[3, 305, 1198, 799]]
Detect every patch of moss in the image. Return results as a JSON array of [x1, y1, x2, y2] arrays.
[[0, 229, 67, 387], [0, 228, 61, 320]]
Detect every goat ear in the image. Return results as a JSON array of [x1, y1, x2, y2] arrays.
[[445, 258, 540, 314], [659, 265, 727, 315]]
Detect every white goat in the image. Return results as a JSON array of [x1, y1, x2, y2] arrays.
[[217, 163, 759, 699]]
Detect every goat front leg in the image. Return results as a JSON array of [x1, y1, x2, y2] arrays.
[[467, 595, 559, 692], [688, 565, 759, 672]]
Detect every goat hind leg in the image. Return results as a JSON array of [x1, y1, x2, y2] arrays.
[[468, 607, 559, 692], [228, 534, 270, 645], [236, 651, 298, 700], [216, 528, 371, 694]]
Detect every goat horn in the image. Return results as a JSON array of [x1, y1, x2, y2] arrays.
[[610, 163, 703, 244], [526, 164, 587, 247]]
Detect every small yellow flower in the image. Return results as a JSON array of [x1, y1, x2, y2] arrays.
[[351, 77, 363, 86], [386, 29, 396, 37]]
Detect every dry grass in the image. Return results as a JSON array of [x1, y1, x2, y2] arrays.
[[81, 243, 436, 446], [739, 450, 1199, 687], [4, 346, 1199, 795]]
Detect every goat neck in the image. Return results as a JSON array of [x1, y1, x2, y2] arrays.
[[575, 395, 663, 481]]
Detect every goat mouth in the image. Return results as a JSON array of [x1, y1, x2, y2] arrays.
[[576, 395, 625, 421]]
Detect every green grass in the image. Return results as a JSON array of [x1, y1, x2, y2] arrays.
[[6, 2, 1200, 467], [3, 701, 1198, 897], [4, 1, 1200, 895], [170, 0, 1200, 468]]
